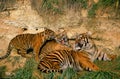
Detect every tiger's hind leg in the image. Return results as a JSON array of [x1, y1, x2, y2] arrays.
[[17, 49, 33, 58], [33, 44, 41, 62]]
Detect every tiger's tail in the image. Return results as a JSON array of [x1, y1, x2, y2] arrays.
[[0, 44, 12, 59]]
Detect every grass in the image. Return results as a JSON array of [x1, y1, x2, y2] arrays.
[[31, 0, 88, 15], [30, 0, 120, 17], [79, 71, 120, 79], [1, 56, 120, 79], [88, 0, 120, 18], [88, 4, 98, 18], [0, 0, 119, 17], [94, 56, 120, 75], [0, 66, 6, 78], [59, 67, 78, 79], [0, 0, 16, 12], [11, 58, 37, 79], [12, 56, 21, 66], [38, 67, 78, 79]]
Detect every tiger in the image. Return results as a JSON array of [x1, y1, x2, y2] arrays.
[[39, 29, 75, 60], [74, 32, 117, 62], [0, 28, 55, 62], [38, 50, 100, 73]]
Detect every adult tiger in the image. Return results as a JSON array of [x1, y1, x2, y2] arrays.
[[38, 50, 99, 73], [0, 28, 55, 62], [74, 32, 116, 62]]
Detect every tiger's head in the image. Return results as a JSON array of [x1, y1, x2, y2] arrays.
[[55, 30, 70, 47], [40, 28, 56, 41], [74, 32, 94, 51]]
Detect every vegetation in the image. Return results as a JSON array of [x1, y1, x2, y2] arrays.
[[0, 0, 119, 17], [0, 55, 119, 79], [30, 0, 120, 17], [88, 0, 120, 18], [79, 71, 120, 79], [11, 58, 37, 79], [0, 66, 6, 78], [6, 56, 119, 79], [0, 0, 16, 12]]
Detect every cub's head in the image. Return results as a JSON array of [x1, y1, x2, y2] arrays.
[[74, 32, 94, 51], [55, 30, 70, 47], [41, 28, 56, 40]]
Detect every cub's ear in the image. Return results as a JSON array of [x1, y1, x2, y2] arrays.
[[44, 27, 49, 31], [86, 31, 92, 36], [44, 27, 53, 31], [41, 32, 44, 36], [74, 32, 86, 38]]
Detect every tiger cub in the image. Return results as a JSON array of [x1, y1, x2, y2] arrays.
[[38, 50, 99, 73], [0, 28, 55, 62], [55, 30, 70, 47], [74, 32, 116, 62]]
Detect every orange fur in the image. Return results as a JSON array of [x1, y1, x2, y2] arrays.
[[38, 50, 99, 73], [0, 28, 55, 62], [72, 51, 99, 71], [74, 32, 117, 61], [39, 39, 72, 60]]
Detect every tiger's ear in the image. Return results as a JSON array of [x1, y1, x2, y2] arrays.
[[63, 30, 67, 34], [41, 32, 44, 36], [44, 27, 49, 31], [55, 28, 66, 37], [86, 31, 92, 36], [71, 33, 79, 39]]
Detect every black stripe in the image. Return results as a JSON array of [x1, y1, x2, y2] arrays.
[[40, 61, 50, 69]]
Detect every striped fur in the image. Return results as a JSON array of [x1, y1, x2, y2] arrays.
[[0, 28, 55, 62], [74, 32, 116, 62], [39, 39, 72, 60], [39, 31, 72, 60], [38, 50, 99, 73], [55, 30, 70, 47]]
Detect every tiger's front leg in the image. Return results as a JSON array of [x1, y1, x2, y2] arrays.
[[72, 52, 100, 71], [79, 59, 100, 71], [33, 45, 41, 62]]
